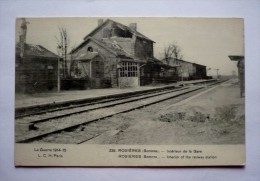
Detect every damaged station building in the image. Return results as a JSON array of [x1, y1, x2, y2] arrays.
[[70, 19, 177, 89], [15, 18, 208, 93]]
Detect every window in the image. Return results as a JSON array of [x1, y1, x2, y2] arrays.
[[119, 62, 138, 77], [87, 46, 93, 52]]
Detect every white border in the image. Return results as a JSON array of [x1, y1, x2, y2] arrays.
[[0, 0, 260, 180]]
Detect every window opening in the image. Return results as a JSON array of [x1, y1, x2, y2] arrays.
[[119, 62, 138, 77], [87, 47, 93, 52]]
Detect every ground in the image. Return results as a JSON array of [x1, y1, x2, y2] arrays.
[[88, 79, 245, 145], [17, 79, 245, 145]]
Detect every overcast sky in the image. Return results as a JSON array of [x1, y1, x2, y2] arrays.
[[16, 17, 244, 76]]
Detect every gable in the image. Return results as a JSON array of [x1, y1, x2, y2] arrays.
[[83, 19, 155, 43], [72, 39, 116, 60], [72, 37, 132, 60]]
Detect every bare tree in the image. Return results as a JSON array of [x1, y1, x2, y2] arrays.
[[164, 42, 183, 65], [55, 27, 70, 78]]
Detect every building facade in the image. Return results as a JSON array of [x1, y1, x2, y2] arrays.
[[70, 19, 176, 89], [161, 57, 207, 81]]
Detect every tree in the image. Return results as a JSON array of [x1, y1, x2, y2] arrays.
[[164, 42, 183, 65], [55, 27, 70, 78]]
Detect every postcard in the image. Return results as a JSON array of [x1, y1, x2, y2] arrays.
[[15, 17, 245, 166]]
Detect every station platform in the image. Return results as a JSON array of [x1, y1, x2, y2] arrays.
[[15, 79, 215, 109]]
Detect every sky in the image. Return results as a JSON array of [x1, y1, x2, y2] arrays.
[[16, 17, 244, 76]]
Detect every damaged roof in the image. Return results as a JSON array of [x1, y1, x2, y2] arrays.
[[83, 19, 155, 43], [72, 37, 133, 59], [16, 43, 58, 58], [97, 38, 132, 59], [71, 19, 155, 58]]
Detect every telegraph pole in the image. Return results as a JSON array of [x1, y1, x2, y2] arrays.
[[57, 46, 61, 92], [19, 18, 30, 62]]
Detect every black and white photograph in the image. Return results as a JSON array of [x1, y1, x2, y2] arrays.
[[2, 0, 260, 179], [14, 17, 245, 166]]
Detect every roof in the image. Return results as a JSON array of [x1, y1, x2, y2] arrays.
[[73, 51, 99, 61], [161, 57, 206, 67], [147, 58, 178, 69], [16, 43, 58, 59], [192, 62, 206, 67], [228, 55, 244, 61], [72, 37, 133, 59], [71, 19, 155, 57], [83, 19, 155, 43], [97, 38, 132, 58]]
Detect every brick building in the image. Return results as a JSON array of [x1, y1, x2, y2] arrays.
[[70, 19, 176, 88]]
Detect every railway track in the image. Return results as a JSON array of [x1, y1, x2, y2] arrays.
[[15, 85, 180, 118], [15, 80, 227, 144], [15, 79, 218, 118], [16, 87, 189, 124]]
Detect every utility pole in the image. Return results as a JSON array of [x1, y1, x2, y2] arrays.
[[19, 18, 30, 62], [57, 46, 62, 92]]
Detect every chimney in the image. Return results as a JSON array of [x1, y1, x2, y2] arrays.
[[129, 23, 137, 31], [98, 19, 103, 27]]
